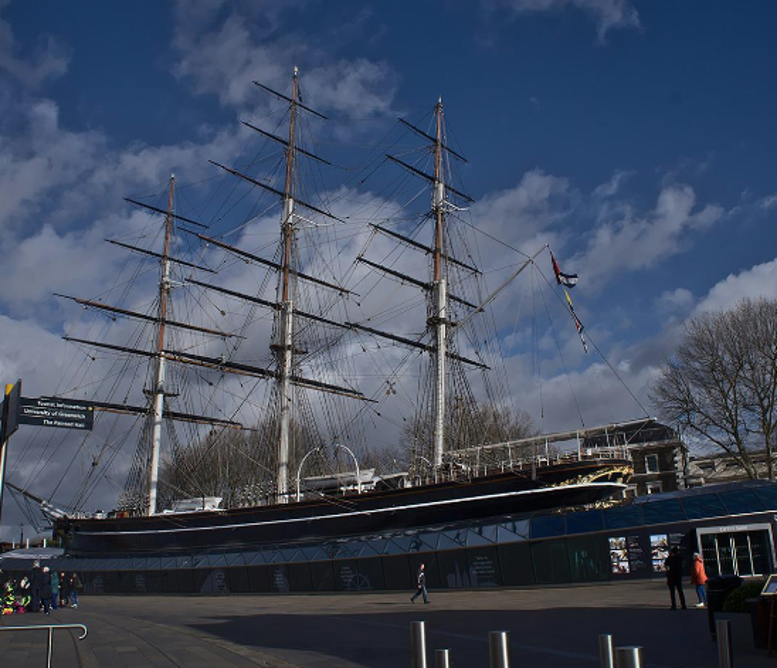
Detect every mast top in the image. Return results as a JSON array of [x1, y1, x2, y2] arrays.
[[293, 65, 299, 77]]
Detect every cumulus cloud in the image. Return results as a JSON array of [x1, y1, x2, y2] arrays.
[[695, 257, 777, 315], [593, 169, 632, 198], [0, 4, 70, 87], [486, 0, 640, 43], [474, 169, 571, 250], [170, 0, 399, 120], [759, 193, 777, 211], [576, 184, 725, 289], [655, 287, 694, 315]]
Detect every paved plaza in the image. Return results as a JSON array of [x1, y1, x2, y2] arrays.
[[0, 580, 774, 667]]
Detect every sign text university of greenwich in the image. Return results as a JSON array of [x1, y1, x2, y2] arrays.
[[3, 480, 776, 594]]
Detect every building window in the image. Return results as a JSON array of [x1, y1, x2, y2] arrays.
[[646, 481, 662, 495], [623, 485, 638, 499], [646, 454, 659, 473]]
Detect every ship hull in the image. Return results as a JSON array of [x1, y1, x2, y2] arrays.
[[58, 459, 630, 556]]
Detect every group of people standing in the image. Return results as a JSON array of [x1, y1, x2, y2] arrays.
[[664, 547, 708, 610], [1, 562, 80, 615]]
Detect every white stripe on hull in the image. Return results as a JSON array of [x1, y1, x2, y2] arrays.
[[75, 482, 625, 536]]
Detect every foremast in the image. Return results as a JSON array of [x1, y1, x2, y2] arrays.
[[276, 67, 300, 503], [431, 100, 447, 470], [147, 175, 175, 515]]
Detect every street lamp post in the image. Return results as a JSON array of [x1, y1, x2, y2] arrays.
[[334, 443, 362, 494], [296, 446, 321, 502]]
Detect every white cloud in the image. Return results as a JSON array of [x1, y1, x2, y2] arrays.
[[695, 257, 777, 315], [0, 5, 70, 87], [473, 169, 570, 248], [759, 193, 777, 211], [487, 0, 640, 43], [170, 0, 399, 120], [0, 100, 106, 235], [577, 184, 725, 289], [593, 169, 632, 198], [655, 287, 694, 314]]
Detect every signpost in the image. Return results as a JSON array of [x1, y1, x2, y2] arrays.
[[18, 397, 94, 431], [0, 380, 22, 531], [0, 381, 94, 530]]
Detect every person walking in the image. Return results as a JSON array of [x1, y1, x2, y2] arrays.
[[67, 573, 80, 609], [410, 563, 429, 604], [49, 571, 60, 610], [40, 567, 53, 615], [664, 546, 687, 610], [59, 572, 68, 607], [691, 553, 708, 607]]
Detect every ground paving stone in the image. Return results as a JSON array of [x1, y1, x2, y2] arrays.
[[1, 580, 775, 666]]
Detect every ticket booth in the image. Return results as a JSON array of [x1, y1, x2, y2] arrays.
[[696, 524, 775, 578]]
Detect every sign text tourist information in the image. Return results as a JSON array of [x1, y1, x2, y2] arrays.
[[18, 397, 94, 431]]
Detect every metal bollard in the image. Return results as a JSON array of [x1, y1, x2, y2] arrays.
[[47, 627, 54, 668], [716, 619, 733, 668], [489, 630, 511, 668], [411, 621, 428, 668], [614, 646, 644, 668], [599, 634, 615, 668], [435, 648, 451, 668]]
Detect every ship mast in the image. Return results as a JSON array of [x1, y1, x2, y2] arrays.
[[147, 174, 175, 515], [431, 100, 447, 470], [276, 67, 299, 503]]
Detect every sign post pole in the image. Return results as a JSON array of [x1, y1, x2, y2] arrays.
[[0, 380, 20, 532]]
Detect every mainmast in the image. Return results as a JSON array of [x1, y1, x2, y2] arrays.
[[431, 100, 447, 470], [275, 67, 299, 503], [148, 174, 175, 515]]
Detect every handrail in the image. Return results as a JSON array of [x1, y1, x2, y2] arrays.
[[0, 623, 88, 668]]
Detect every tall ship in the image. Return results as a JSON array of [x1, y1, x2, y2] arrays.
[[5, 69, 633, 556]]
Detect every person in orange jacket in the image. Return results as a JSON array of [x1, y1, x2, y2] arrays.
[[691, 553, 708, 607]]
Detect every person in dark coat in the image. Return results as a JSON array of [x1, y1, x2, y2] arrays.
[[67, 573, 81, 609], [664, 546, 687, 610], [410, 563, 430, 604], [30, 561, 42, 613], [50, 571, 60, 610], [40, 566, 52, 615]]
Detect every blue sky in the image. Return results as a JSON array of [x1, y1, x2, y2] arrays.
[[1, 0, 777, 537]]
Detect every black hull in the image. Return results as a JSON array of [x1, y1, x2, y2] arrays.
[[59, 460, 630, 556]]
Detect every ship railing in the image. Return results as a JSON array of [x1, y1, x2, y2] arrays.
[[440, 444, 631, 481]]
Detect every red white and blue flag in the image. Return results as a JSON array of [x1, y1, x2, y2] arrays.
[[551, 253, 578, 288]]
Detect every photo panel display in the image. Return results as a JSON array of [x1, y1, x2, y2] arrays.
[[608, 536, 630, 574]]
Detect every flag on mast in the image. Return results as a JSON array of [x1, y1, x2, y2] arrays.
[[563, 288, 588, 354], [551, 252, 578, 288]]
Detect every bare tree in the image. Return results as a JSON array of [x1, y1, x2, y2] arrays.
[[398, 402, 538, 467], [651, 298, 777, 479], [158, 415, 327, 509]]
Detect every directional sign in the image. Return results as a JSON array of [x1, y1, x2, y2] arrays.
[[2, 379, 22, 438], [18, 397, 94, 431]]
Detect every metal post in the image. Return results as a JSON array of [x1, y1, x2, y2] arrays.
[[46, 626, 54, 668], [489, 631, 511, 668], [614, 646, 644, 668], [0, 383, 14, 529], [716, 619, 733, 668], [599, 634, 615, 668], [435, 649, 451, 668], [411, 621, 427, 668]]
